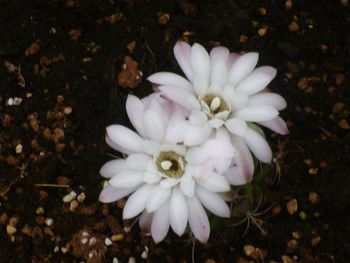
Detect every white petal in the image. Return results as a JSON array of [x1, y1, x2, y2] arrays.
[[210, 46, 230, 63], [208, 118, 224, 128], [123, 184, 155, 219], [191, 43, 210, 95], [189, 110, 208, 125], [180, 176, 195, 197], [187, 196, 210, 243], [191, 161, 214, 182], [126, 95, 145, 135], [185, 147, 209, 164], [225, 136, 254, 185], [159, 86, 200, 110], [201, 128, 236, 159], [236, 66, 277, 95], [109, 170, 144, 188], [174, 41, 194, 82], [146, 186, 171, 212], [211, 60, 228, 87], [199, 172, 230, 192], [229, 90, 249, 111], [225, 118, 248, 137], [139, 210, 153, 233], [169, 187, 188, 236], [142, 140, 160, 155], [234, 105, 278, 122], [160, 178, 179, 189], [148, 72, 192, 90], [143, 108, 166, 142], [228, 52, 259, 86], [151, 200, 170, 243], [99, 184, 139, 203], [212, 158, 232, 174], [100, 159, 128, 178], [247, 92, 286, 110], [258, 116, 289, 135], [226, 53, 241, 69], [106, 135, 133, 155], [126, 153, 152, 170], [243, 127, 272, 163], [196, 186, 230, 217], [106, 125, 144, 153], [184, 123, 213, 146]]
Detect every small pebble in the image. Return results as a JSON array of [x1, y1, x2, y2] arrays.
[[36, 206, 45, 215], [45, 218, 54, 226], [113, 258, 119, 263], [77, 192, 86, 203], [63, 191, 77, 203], [15, 144, 23, 154], [111, 234, 124, 241], [287, 199, 298, 215], [70, 200, 79, 211], [6, 225, 17, 235], [105, 237, 112, 246], [128, 257, 136, 263], [309, 192, 320, 204]]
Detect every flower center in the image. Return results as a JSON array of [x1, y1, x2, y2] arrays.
[[201, 94, 229, 116], [156, 151, 186, 178]]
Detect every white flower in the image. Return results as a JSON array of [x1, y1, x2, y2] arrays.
[[148, 41, 288, 163], [99, 94, 233, 243]]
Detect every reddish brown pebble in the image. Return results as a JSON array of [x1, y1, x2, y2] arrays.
[[309, 192, 320, 204], [287, 199, 298, 215], [25, 42, 40, 56]]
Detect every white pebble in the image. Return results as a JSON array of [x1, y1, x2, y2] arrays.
[[15, 144, 23, 154], [62, 191, 77, 203], [89, 237, 96, 245], [105, 237, 112, 246], [81, 237, 88, 244], [128, 257, 136, 263], [77, 192, 86, 203], [112, 257, 119, 263], [45, 218, 54, 226]]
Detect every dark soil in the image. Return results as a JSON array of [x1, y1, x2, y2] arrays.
[[0, 0, 349, 262]]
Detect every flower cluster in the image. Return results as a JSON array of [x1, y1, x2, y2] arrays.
[[99, 41, 288, 243]]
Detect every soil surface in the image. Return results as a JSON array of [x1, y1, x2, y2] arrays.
[[0, 0, 349, 262]]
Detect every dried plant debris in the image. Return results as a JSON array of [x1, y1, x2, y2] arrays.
[[117, 56, 142, 89]]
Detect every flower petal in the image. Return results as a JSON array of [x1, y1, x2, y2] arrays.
[[143, 108, 166, 142], [258, 116, 289, 135], [159, 86, 200, 110], [160, 178, 179, 189], [199, 172, 230, 192], [109, 170, 144, 188], [148, 72, 192, 90], [169, 187, 188, 236], [196, 186, 230, 217], [247, 92, 287, 110], [228, 52, 259, 86], [123, 184, 155, 219], [212, 158, 232, 174], [191, 43, 210, 95], [208, 118, 224, 128], [189, 109, 208, 125], [187, 196, 210, 243], [234, 105, 279, 122], [201, 128, 236, 159], [210, 46, 230, 63], [139, 210, 153, 234], [106, 135, 133, 155], [185, 147, 209, 164], [180, 175, 195, 197], [211, 59, 228, 87], [100, 159, 129, 178], [146, 186, 171, 212], [225, 118, 248, 137], [126, 153, 152, 170], [126, 95, 145, 135], [174, 41, 194, 82], [107, 125, 144, 153], [236, 66, 277, 95], [243, 127, 272, 163], [184, 123, 213, 146], [151, 200, 170, 243], [99, 184, 139, 203]]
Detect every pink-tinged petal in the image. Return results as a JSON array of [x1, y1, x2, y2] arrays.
[[191, 43, 211, 95], [228, 52, 259, 86], [106, 125, 144, 153], [196, 186, 230, 217], [126, 153, 152, 170], [201, 128, 236, 159], [210, 46, 230, 63], [109, 170, 144, 188], [184, 123, 213, 146], [243, 127, 272, 163], [236, 66, 277, 95], [229, 90, 249, 111], [225, 118, 248, 137], [151, 200, 170, 243], [198, 172, 230, 192], [186, 196, 210, 243], [139, 210, 153, 234], [258, 116, 289, 135], [123, 184, 155, 219], [143, 108, 166, 142], [99, 184, 139, 203], [224, 136, 254, 185], [247, 92, 286, 110], [159, 86, 200, 110], [106, 135, 133, 155], [185, 147, 209, 164], [234, 105, 279, 122], [211, 60, 228, 87], [191, 160, 214, 182], [189, 110, 208, 125], [174, 41, 194, 82], [169, 187, 188, 236], [212, 158, 232, 173], [146, 186, 171, 212], [226, 53, 241, 69], [208, 118, 224, 128], [180, 176, 195, 197], [148, 72, 192, 90], [126, 95, 145, 135], [100, 159, 128, 178]]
